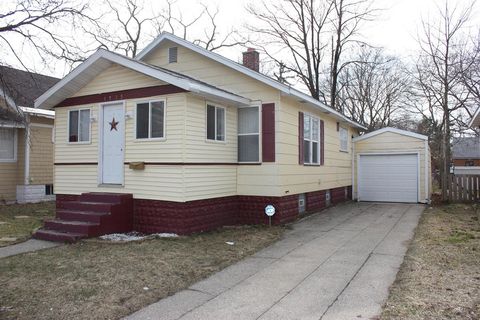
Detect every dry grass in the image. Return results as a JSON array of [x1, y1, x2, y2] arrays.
[[0, 202, 55, 247], [381, 204, 480, 319], [0, 225, 284, 320]]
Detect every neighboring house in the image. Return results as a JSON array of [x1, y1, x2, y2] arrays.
[[33, 33, 430, 242], [450, 137, 480, 175], [0, 66, 58, 203]]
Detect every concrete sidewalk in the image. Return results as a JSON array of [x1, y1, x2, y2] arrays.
[[0, 239, 59, 259], [126, 202, 424, 320]]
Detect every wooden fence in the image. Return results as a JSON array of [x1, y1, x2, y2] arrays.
[[446, 174, 480, 202]]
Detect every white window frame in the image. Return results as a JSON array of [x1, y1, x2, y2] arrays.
[[303, 113, 320, 165], [67, 108, 91, 144], [134, 99, 167, 141], [339, 126, 348, 152], [0, 127, 17, 162], [237, 105, 262, 163], [206, 102, 226, 143]]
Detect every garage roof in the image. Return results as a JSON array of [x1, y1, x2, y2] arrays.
[[353, 127, 428, 142]]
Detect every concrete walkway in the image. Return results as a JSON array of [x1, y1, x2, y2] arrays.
[[0, 239, 59, 259], [126, 202, 424, 320]]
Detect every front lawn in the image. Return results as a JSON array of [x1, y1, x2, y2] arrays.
[[381, 204, 480, 319], [0, 202, 55, 247], [0, 225, 284, 320]]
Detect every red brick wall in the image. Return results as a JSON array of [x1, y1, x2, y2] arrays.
[[56, 185, 352, 235], [453, 159, 480, 166]]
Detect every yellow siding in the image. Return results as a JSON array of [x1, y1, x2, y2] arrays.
[[73, 64, 165, 97], [144, 41, 280, 102], [29, 125, 54, 185], [272, 96, 355, 195], [0, 162, 17, 202], [353, 131, 430, 202]]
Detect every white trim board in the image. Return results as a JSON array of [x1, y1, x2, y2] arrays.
[[135, 32, 366, 130], [353, 127, 428, 142]]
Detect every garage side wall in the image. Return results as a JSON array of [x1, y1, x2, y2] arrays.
[[354, 131, 429, 203]]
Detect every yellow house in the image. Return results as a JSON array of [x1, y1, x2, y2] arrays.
[[32, 33, 429, 241], [0, 66, 57, 203]]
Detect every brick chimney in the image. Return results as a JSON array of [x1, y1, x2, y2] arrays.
[[242, 48, 260, 72]]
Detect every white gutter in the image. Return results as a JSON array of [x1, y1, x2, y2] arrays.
[[425, 140, 429, 203], [352, 135, 356, 201]]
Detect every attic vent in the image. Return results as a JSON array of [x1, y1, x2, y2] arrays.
[[168, 47, 178, 63]]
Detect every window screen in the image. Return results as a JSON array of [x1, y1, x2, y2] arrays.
[[0, 128, 15, 160], [238, 106, 259, 162]]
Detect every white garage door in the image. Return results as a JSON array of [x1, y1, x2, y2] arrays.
[[358, 154, 418, 203]]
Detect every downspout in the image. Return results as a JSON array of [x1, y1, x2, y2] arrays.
[[424, 140, 429, 203], [352, 135, 355, 201], [24, 115, 30, 186]]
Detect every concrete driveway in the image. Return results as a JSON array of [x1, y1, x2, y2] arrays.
[[126, 202, 424, 320]]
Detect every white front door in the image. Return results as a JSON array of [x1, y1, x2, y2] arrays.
[[358, 154, 418, 203], [101, 103, 124, 184]]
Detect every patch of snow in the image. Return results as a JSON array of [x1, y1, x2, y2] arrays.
[[99, 231, 178, 242], [225, 241, 235, 245]]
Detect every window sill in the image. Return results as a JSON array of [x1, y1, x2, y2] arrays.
[[303, 163, 321, 166], [339, 150, 349, 153], [205, 139, 227, 144], [0, 159, 17, 163], [67, 141, 91, 145], [134, 137, 167, 142]]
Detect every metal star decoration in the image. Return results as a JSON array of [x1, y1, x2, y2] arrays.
[[109, 117, 119, 131]]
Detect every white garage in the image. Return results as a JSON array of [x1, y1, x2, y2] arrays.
[[353, 128, 431, 204]]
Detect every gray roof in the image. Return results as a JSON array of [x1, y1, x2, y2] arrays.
[[452, 137, 480, 159], [0, 65, 60, 108]]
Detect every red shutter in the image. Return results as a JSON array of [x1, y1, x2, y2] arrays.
[[262, 103, 275, 162], [299, 112, 304, 164], [320, 120, 325, 165]]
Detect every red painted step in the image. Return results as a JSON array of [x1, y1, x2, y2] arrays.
[[57, 210, 109, 223], [33, 229, 86, 243], [44, 219, 100, 236], [33, 192, 134, 243]]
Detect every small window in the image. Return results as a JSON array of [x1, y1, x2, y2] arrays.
[[68, 109, 90, 142], [206, 104, 226, 141], [465, 160, 475, 166], [339, 127, 348, 152], [168, 47, 178, 63], [303, 114, 320, 164], [45, 184, 54, 195], [238, 106, 260, 162], [0, 128, 16, 161], [136, 100, 165, 139]]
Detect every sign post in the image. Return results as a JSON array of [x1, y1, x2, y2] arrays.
[[264, 205, 275, 227]]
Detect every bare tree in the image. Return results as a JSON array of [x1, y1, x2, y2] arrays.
[[0, 0, 98, 69], [413, 1, 475, 200], [336, 46, 410, 131], [328, 0, 376, 110], [247, 0, 375, 107]]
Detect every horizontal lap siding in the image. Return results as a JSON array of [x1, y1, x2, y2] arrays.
[[0, 163, 18, 201], [277, 96, 355, 195], [144, 42, 280, 101], [72, 64, 165, 97], [29, 125, 54, 185], [55, 165, 184, 201], [354, 131, 427, 201]]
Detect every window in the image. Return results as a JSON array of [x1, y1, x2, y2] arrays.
[[136, 100, 165, 139], [303, 114, 320, 164], [45, 184, 54, 195], [168, 47, 178, 63], [207, 104, 225, 141], [0, 128, 16, 161], [68, 109, 90, 142], [339, 127, 348, 152], [465, 160, 475, 166], [238, 106, 260, 162]]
